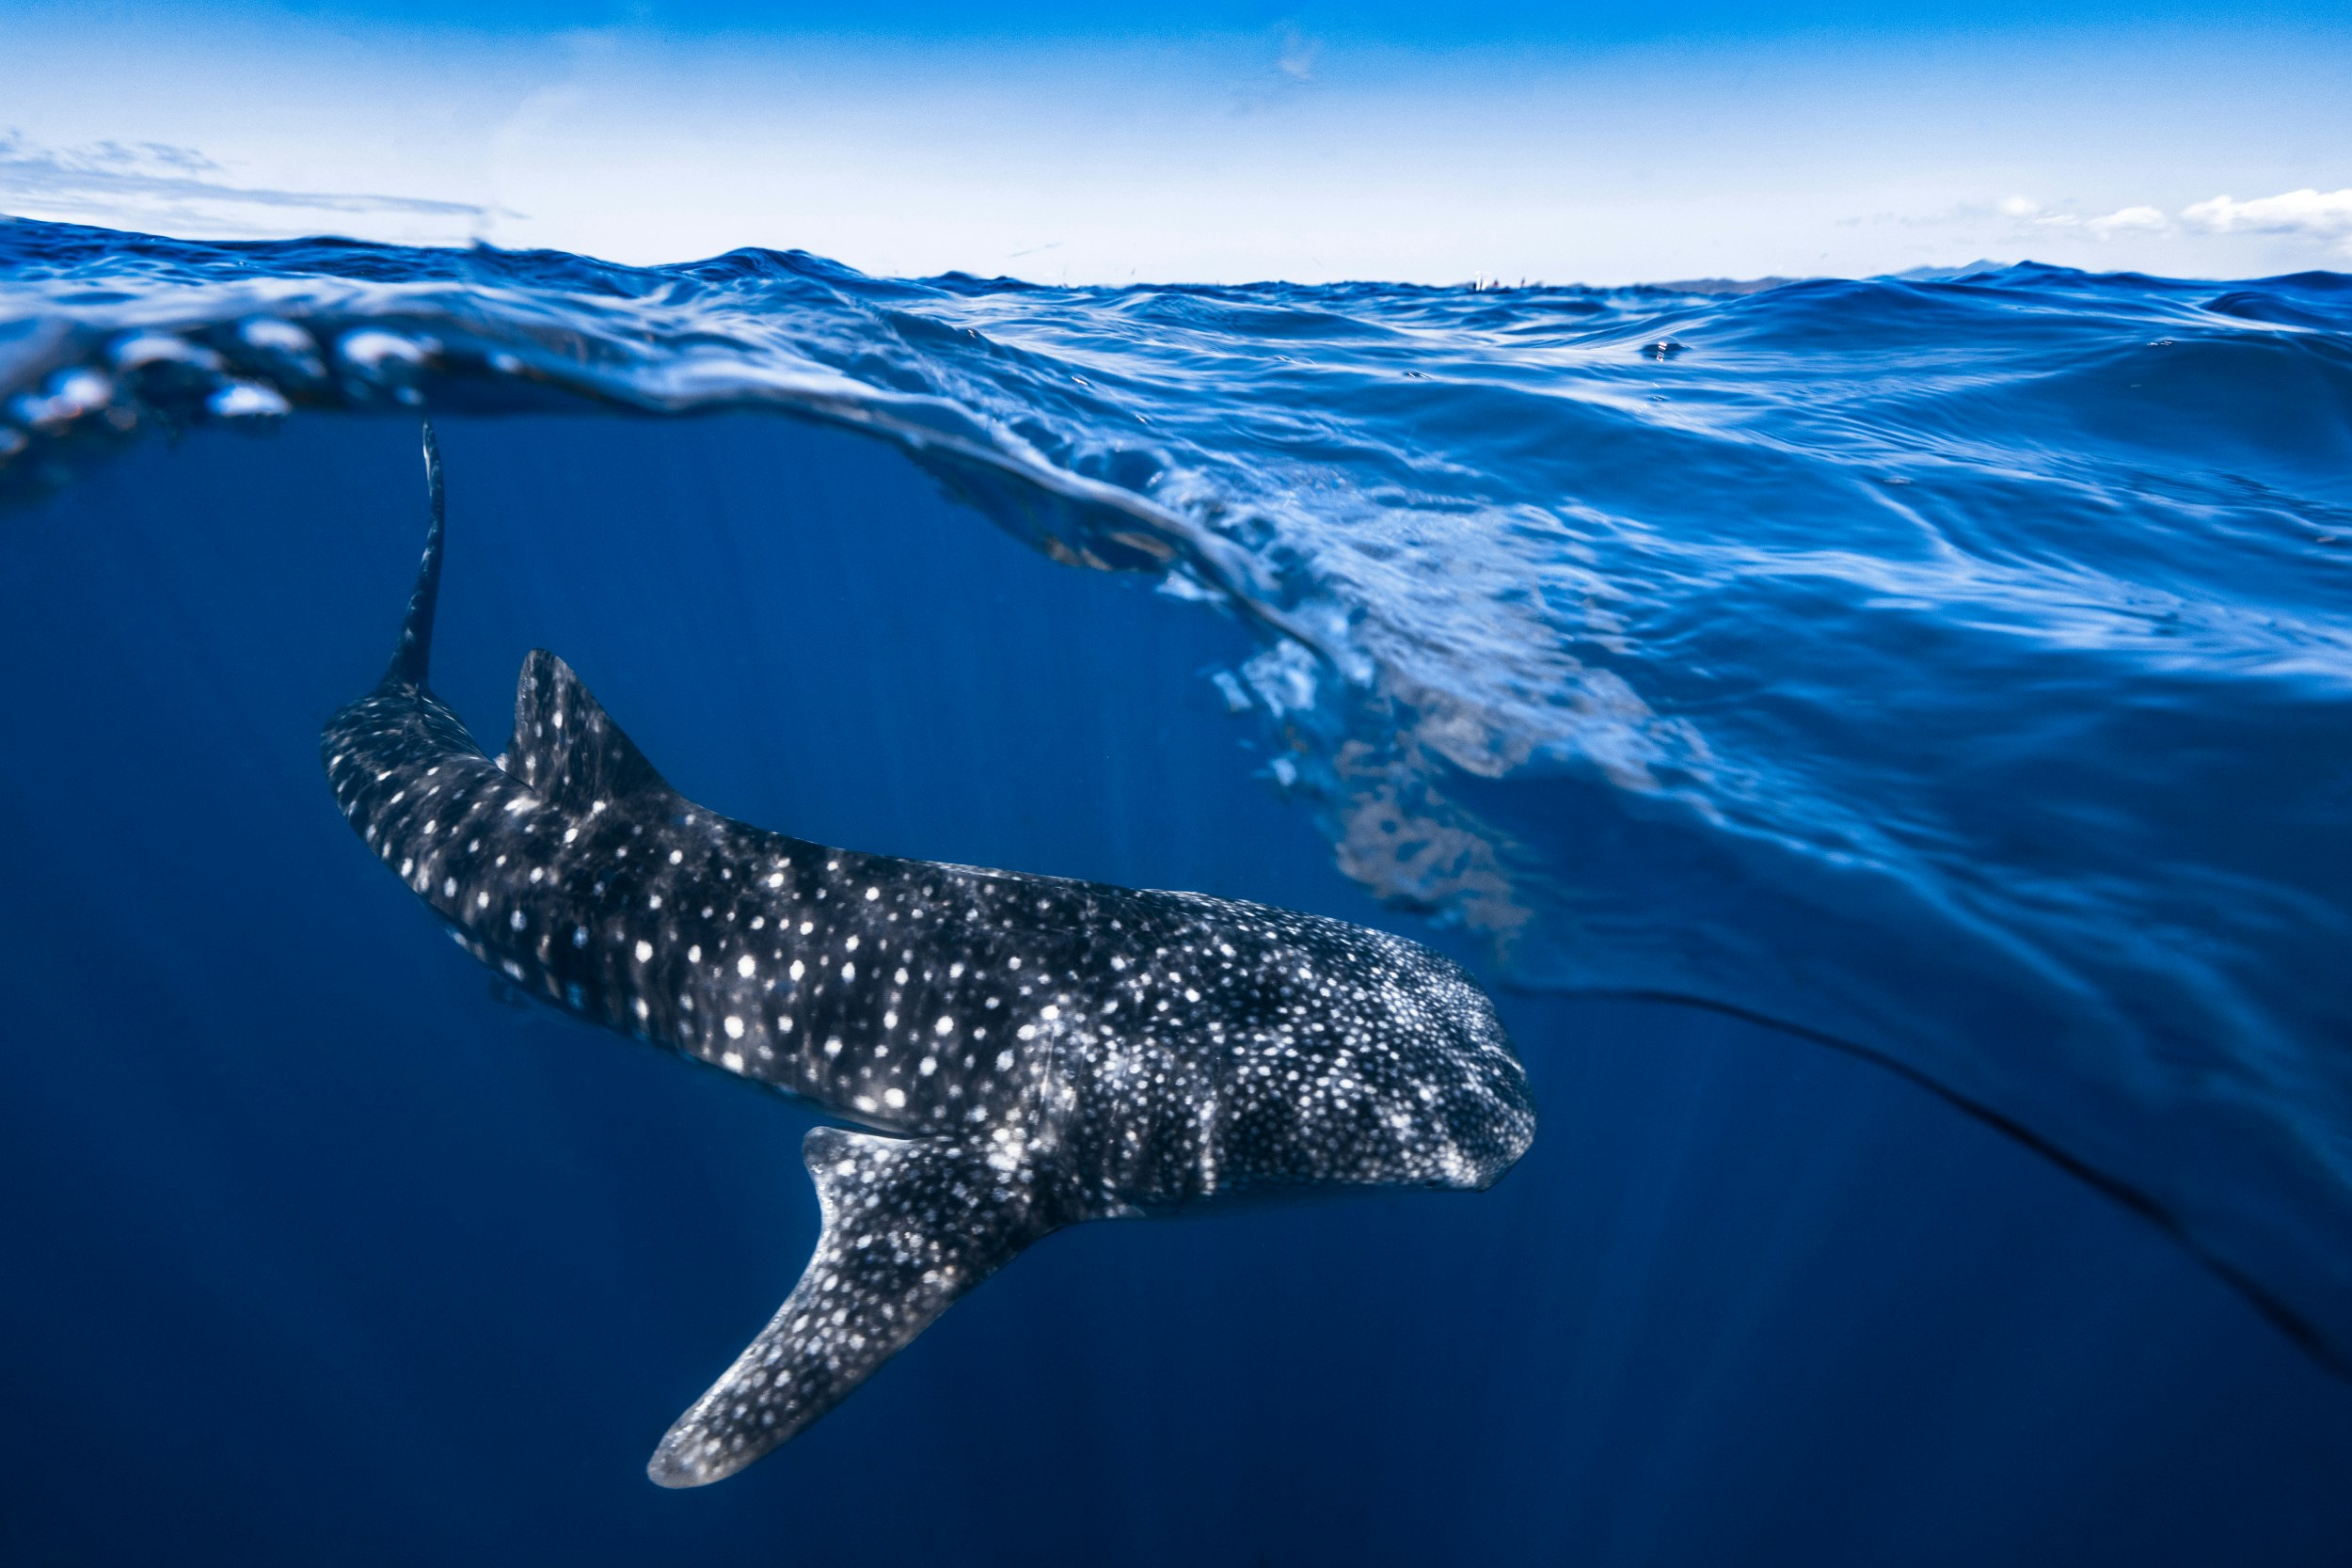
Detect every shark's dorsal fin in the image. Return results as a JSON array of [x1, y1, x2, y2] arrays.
[[646, 1128, 1061, 1487], [505, 650, 674, 809]]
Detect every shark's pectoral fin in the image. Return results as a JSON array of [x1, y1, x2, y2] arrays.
[[647, 1127, 1059, 1487]]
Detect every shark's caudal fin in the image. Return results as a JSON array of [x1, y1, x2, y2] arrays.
[[505, 650, 675, 809], [385, 421, 448, 688], [646, 1129, 1062, 1488]]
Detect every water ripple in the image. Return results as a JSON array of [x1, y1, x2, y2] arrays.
[[5, 217, 2349, 1364]]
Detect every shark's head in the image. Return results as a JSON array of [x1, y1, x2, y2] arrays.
[[1196, 938, 1536, 1200], [1366, 958, 1535, 1193], [1422, 1037, 1538, 1192]]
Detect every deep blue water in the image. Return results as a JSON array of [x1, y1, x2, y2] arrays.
[[3, 220, 2351, 1562]]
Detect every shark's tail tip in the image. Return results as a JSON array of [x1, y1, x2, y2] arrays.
[[383, 419, 448, 689]]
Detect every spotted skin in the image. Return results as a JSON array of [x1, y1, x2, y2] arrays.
[[324, 428, 1536, 1486]]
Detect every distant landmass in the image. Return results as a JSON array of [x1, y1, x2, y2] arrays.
[[1645, 261, 2013, 294]]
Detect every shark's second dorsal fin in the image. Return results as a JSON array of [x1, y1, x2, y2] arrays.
[[505, 650, 674, 810], [646, 1128, 1062, 1487]]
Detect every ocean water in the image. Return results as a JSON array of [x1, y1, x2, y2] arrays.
[[2, 217, 2349, 1562]]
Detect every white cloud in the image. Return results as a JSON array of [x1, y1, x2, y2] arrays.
[[2180, 187, 2352, 254], [2084, 205, 2168, 237], [1230, 24, 1324, 114], [0, 129, 497, 242], [1277, 25, 1323, 82], [1997, 197, 2170, 238]]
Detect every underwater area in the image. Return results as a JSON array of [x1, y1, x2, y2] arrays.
[[3, 220, 2351, 1562]]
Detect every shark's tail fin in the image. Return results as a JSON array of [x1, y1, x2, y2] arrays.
[[385, 420, 447, 688]]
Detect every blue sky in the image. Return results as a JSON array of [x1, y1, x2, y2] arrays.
[[3, 0, 2347, 283]]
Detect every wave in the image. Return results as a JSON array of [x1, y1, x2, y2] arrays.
[[5, 215, 2351, 1365]]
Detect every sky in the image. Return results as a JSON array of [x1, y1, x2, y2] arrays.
[[2, 0, 2348, 284]]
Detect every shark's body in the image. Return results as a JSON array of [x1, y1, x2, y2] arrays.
[[324, 427, 1535, 1486]]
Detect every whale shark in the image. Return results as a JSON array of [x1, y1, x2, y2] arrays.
[[323, 426, 1536, 1486]]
